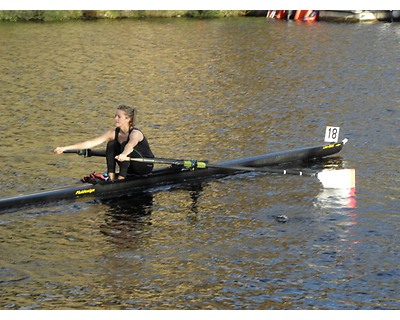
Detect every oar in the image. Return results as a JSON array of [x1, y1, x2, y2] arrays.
[[129, 157, 355, 189], [62, 150, 355, 189], [62, 149, 106, 157]]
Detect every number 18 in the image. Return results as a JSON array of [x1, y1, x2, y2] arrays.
[[325, 126, 340, 143]]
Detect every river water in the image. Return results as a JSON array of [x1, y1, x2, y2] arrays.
[[0, 18, 399, 310]]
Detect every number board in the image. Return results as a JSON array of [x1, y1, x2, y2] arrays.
[[324, 126, 340, 143]]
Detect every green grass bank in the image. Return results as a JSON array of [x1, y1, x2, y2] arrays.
[[0, 10, 262, 22]]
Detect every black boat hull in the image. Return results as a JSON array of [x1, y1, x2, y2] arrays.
[[0, 141, 345, 211]]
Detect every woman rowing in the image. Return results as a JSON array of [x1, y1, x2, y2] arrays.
[[54, 105, 154, 180]]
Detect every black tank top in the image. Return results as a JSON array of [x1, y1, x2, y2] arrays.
[[115, 127, 154, 159]]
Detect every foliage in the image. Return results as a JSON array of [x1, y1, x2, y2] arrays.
[[185, 10, 247, 18], [0, 10, 249, 22], [0, 10, 83, 21]]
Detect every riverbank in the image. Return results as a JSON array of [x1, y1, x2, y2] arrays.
[[0, 10, 254, 21]]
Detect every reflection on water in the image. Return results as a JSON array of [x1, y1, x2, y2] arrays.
[[103, 192, 154, 217], [100, 193, 154, 246], [1, 18, 399, 309], [99, 184, 205, 248], [316, 188, 357, 210]]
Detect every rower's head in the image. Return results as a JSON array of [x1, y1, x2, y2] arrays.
[[115, 105, 136, 128]]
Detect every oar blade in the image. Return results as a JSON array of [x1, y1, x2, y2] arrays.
[[317, 169, 356, 189]]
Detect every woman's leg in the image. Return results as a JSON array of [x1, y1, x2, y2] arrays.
[[106, 141, 118, 180], [127, 150, 154, 175], [118, 160, 131, 179], [118, 149, 154, 178]]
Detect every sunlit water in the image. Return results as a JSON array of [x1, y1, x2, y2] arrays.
[[0, 18, 399, 309]]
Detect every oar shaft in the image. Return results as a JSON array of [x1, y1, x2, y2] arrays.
[[62, 153, 354, 189], [129, 157, 317, 177], [63, 149, 106, 157], [133, 156, 355, 188], [211, 164, 317, 177], [129, 157, 202, 168]]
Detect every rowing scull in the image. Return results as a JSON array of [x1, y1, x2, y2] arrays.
[[0, 140, 348, 211]]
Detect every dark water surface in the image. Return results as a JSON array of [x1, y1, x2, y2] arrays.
[[0, 18, 399, 309]]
